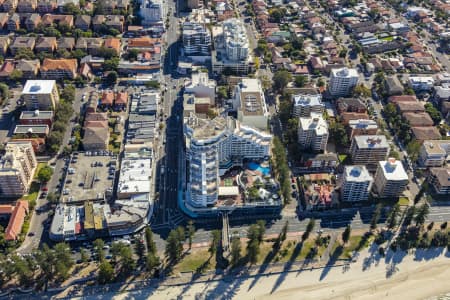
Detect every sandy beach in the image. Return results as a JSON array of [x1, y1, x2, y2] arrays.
[[74, 246, 450, 300]]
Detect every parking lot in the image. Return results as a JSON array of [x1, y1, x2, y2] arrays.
[[62, 152, 117, 203]]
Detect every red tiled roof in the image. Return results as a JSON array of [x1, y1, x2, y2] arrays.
[[101, 91, 114, 105], [115, 92, 128, 105], [0, 205, 14, 214], [5, 200, 29, 241]]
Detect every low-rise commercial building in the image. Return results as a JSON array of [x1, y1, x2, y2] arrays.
[[234, 78, 269, 130]]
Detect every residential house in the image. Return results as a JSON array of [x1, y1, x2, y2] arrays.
[[104, 38, 121, 56], [395, 101, 425, 113], [388, 95, 418, 103], [15, 59, 40, 78], [17, 0, 37, 12], [411, 126, 442, 142], [100, 90, 114, 109], [10, 37, 35, 55], [0, 60, 15, 79], [384, 75, 404, 96], [127, 37, 160, 51], [7, 13, 20, 31], [57, 37, 75, 51], [0, 12, 9, 28], [336, 98, 367, 114], [40, 58, 77, 79], [82, 127, 109, 151], [0, 36, 10, 56], [105, 15, 125, 32], [76, 37, 104, 56], [41, 14, 73, 28], [402, 112, 434, 127], [75, 14, 91, 30], [2, 0, 18, 12], [25, 13, 41, 31], [114, 91, 128, 111], [37, 0, 56, 13], [14, 124, 50, 137], [92, 15, 106, 31], [35, 37, 57, 53]]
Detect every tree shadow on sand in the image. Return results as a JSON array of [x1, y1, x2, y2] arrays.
[[269, 241, 304, 294], [319, 245, 343, 281]]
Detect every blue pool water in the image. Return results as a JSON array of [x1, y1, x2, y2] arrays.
[[247, 162, 270, 176]]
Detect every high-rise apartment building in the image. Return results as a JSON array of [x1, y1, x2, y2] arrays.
[[182, 22, 211, 55], [350, 135, 389, 170], [223, 18, 249, 61], [329, 67, 359, 97], [184, 114, 271, 208], [21, 80, 60, 110], [292, 94, 324, 117], [373, 158, 409, 198], [418, 140, 450, 167], [297, 113, 329, 152], [0, 141, 37, 197], [140, 0, 162, 25], [341, 165, 373, 202]]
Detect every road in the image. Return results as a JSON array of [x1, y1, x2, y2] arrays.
[[17, 85, 97, 254]]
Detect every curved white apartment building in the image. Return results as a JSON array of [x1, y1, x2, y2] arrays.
[[184, 115, 271, 208]]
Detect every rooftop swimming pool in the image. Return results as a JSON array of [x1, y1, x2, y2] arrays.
[[247, 162, 270, 176]]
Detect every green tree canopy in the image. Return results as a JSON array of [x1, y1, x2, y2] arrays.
[[37, 165, 54, 183]]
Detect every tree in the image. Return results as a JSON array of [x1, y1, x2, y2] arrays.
[[387, 203, 400, 229], [329, 121, 349, 148], [246, 224, 261, 264], [145, 227, 157, 255], [187, 220, 195, 250], [146, 252, 160, 272], [370, 204, 383, 230], [273, 70, 292, 92], [135, 239, 145, 260], [10, 69, 24, 81], [80, 248, 89, 264], [106, 71, 118, 85], [230, 236, 241, 266], [424, 103, 442, 125], [53, 243, 74, 281], [104, 57, 120, 71], [209, 230, 221, 256], [126, 49, 140, 61], [342, 225, 351, 245], [46, 192, 58, 204], [165, 227, 184, 262], [294, 75, 308, 87], [339, 49, 348, 58], [415, 203, 429, 227], [352, 84, 371, 98], [403, 206, 416, 227], [406, 140, 421, 163], [247, 239, 260, 264], [98, 260, 114, 284], [37, 165, 54, 183], [93, 239, 105, 262], [117, 244, 135, 276], [0, 83, 9, 103], [256, 220, 266, 243], [61, 85, 75, 103], [269, 8, 285, 23]]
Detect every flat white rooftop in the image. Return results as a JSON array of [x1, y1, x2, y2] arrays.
[[22, 80, 56, 94], [378, 159, 408, 181], [344, 165, 373, 182]]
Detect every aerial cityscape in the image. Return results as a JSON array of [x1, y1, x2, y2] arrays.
[[0, 0, 448, 298]]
